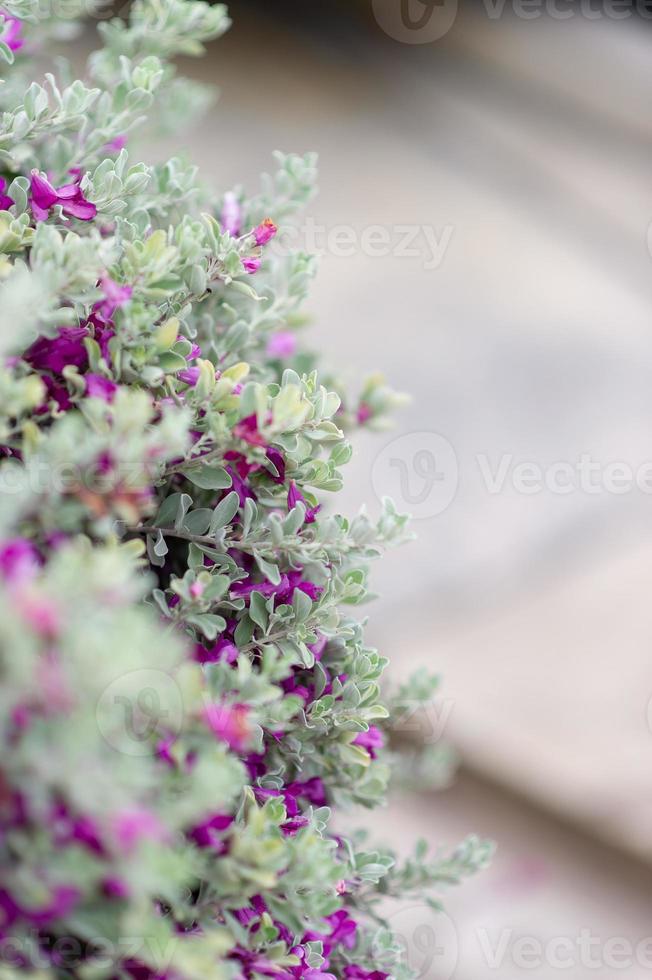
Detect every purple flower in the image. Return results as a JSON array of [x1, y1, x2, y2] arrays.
[[287, 777, 327, 808], [0, 538, 38, 583], [233, 413, 267, 447], [30, 169, 97, 222], [98, 276, 132, 319], [0, 177, 13, 211], [242, 257, 261, 275], [265, 446, 286, 483], [356, 402, 372, 425], [221, 191, 242, 236], [225, 463, 255, 507], [288, 945, 336, 980], [253, 218, 277, 246], [324, 909, 357, 949], [187, 812, 232, 849], [102, 135, 127, 154], [156, 736, 177, 768], [233, 894, 268, 927], [203, 702, 252, 752], [185, 341, 202, 360], [102, 876, 130, 900], [352, 725, 384, 759], [0, 885, 81, 928], [195, 637, 239, 665], [343, 969, 389, 980], [52, 804, 104, 855], [24, 326, 88, 374], [85, 373, 117, 402], [0, 13, 23, 52], [344, 969, 388, 980], [178, 366, 200, 386], [309, 634, 327, 660], [111, 808, 165, 854], [232, 571, 321, 606], [267, 330, 296, 359], [288, 481, 320, 524]]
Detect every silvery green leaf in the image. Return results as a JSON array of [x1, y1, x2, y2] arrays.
[[185, 613, 226, 640], [209, 490, 239, 531], [183, 464, 231, 490], [156, 491, 186, 527], [255, 555, 280, 585], [249, 591, 268, 631], [183, 508, 212, 535]]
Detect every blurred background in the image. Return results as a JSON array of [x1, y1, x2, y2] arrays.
[[89, 1, 652, 975]]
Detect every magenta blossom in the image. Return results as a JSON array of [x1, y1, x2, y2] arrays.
[[111, 808, 165, 854], [232, 570, 322, 606], [0, 177, 13, 211], [0, 885, 80, 928], [203, 702, 252, 752], [265, 446, 286, 483], [194, 637, 239, 665], [98, 276, 132, 319], [242, 257, 261, 275], [287, 945, 336, 980], [24, 326, 88, 375], [267, 330, 297, 359], [85, 373, 117, 402], [356, 402, 372, 425], [221, 191, 242, 237], [288, 481, 320, 524], [30, 170, 97, 222], [0, 13, 23, 52], [0, 538, 39, 583], [352, 724, 384, 759], [187, 812, 232, 850], [343, 969, 389, 980], [233, 413, 268, 447], [102, 876, 130, 900], [178, 366, 201, 386], [253, 218, 277, 246], [102, 134, 127, 154]]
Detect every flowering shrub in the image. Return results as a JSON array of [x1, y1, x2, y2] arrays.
[[0, 3, 492, 978]]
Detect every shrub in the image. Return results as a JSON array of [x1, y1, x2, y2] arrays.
[[0, 4, 492, 978]]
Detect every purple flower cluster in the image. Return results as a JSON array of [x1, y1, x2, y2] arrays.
[[30, 170, 97, 222], [229, 900, 389, 980], [0, 12, 23, 52]]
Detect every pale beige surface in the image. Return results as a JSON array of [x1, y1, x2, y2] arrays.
[[364, 774, 652, 980], [386, 538, 652, 862]]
